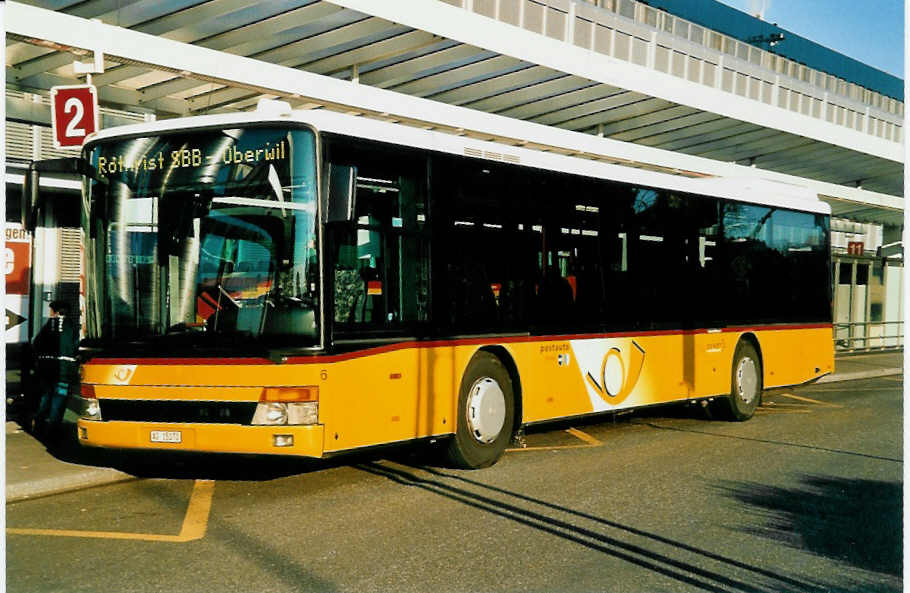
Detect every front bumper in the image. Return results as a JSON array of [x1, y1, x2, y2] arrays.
[[77, 419, 325, 457]]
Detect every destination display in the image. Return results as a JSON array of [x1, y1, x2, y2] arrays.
[[95, 139, 288, 175]]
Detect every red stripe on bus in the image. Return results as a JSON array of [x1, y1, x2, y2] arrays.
[[87, 357, 275, 366], [86, 323, 831, 366]]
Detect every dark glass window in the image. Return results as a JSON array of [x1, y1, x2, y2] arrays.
[[721, 202, 830, 324], [855, 264, 869, 286], [432, 158, 543, 333], [839, 262, 853, 284], [430, 153, 830, 333], [6, 184, 21, 224], [326, 137, 429, 338], [325, 139, 831, 338]]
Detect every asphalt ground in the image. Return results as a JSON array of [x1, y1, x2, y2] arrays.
[[3, 352, 903, 593]]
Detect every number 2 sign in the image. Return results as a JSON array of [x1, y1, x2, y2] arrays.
[[50, 85, 99, 149]]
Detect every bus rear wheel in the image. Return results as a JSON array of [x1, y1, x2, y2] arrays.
[[446, 351, 515, 469], [714, 341, 762, 421]]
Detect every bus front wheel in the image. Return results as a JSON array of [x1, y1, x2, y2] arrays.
[[447, 351, 515, 469], [714, 341, 762, 421]]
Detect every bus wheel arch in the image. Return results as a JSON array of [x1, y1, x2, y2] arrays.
[[713, 334, 763, 421], [479, 345, 523, 436], [738, 333, 763, 375], [446, 348, 518, 469]]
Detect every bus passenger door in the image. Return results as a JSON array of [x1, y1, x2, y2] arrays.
[[324, 141, 434, 448]]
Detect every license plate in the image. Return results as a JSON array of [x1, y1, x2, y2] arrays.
[[150, 430, 182, 444]]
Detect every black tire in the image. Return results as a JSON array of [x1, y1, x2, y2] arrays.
[[446, 351, 515, 469], [713, 341, 762, 421]]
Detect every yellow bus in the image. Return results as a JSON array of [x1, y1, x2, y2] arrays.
[[52, 103, 832, 468]]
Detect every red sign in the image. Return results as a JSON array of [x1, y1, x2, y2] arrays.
[[847, 241, 864, 255], [50, 85, 99, 149], [5, 240, 31, 295]]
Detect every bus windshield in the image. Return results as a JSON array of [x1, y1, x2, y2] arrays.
[[82, 126, 320, 350]]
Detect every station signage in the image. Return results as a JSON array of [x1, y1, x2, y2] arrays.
[[5, 226, 31, 295], [50, 84, 100, 149], [5, 224, 32, 343], [847, 241, 864, 255]]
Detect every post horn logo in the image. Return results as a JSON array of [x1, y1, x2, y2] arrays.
[[585, 341, 645, 405], [112, 365, 135, 384]]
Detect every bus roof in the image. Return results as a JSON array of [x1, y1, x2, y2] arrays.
[[85, 106, 829, 215]]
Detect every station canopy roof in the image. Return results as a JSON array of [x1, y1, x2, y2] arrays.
[[5, 0, 904, 226]]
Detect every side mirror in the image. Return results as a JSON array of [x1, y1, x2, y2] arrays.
[[20, 157, 103, 231], [21, 164, 40, 231], [325, 164, 357, 223]]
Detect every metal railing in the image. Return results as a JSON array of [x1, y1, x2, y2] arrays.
[[834, 321, 904, 353]]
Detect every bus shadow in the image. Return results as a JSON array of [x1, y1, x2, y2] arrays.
[[35, 423, 433, 481], [356, 461, 830, 593], [716, 475, 902, 579], [512, 400, 712, 440], [27, 398, 713, 480]]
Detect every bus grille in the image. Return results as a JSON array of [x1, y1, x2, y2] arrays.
[[98, 400, 257, 424]]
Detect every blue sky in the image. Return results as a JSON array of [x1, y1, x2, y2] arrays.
[[715, 0, 905, 77]]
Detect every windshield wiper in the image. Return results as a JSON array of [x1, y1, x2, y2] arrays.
[[166, 322, 205, 335]]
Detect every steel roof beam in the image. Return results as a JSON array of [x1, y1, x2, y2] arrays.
[[135, 19, 409, 103], [674, 127, 784, 156], [300, 29, 438, 76], [6, 0, 152, 65], [694, 131, 813, 161], [597, 104, 701, 137], [555, 98, 675, 131], [773, 155, 886, 182], [12, 0, 243, 83], [465, 75, 594, 113], [359, 44, 488, 89], [179, 30, 446, 112], [6, 93, 151, 127], [7, 69, 188, 115], [89, 1, 349, 88], [832, 162, 905, 186], [611, 112, 725, 143], [497, 85, 630, 120], [753, 142, 858, 169], [193, 3, 348, 58], [535, 95, 661, 128], [653, 120, 761, 151], [225, 11, 374, 68], [391, 55, 527, 98], [427, 65, 560, 105]]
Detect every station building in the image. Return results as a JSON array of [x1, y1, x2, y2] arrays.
[[4, 0, 904, 354]]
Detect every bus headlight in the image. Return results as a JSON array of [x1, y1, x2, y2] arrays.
[[251, 402, 318, 425], [252, 386, 319, 425], [80, 398, 102, 421], [287, 402, 318, 425], [253, 402, 288, 425]]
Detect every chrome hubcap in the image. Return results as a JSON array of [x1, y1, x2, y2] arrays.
[[736, 357, 759, 404], [466, 377, 506, 444]]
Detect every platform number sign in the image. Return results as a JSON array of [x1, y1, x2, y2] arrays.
[[50, 85, 99, 149], [847, 241, 864, 255]]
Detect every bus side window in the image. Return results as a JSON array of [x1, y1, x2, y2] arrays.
[[333, 240, 365, 323], [692, 196, 723, 327], [327, 140, 429, 333]]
